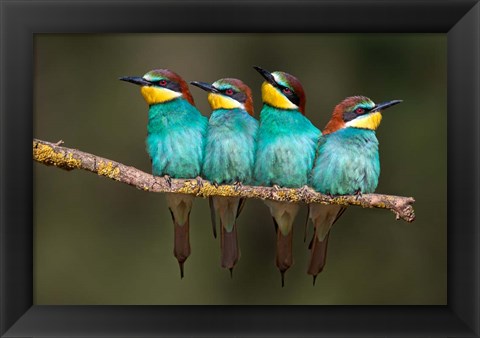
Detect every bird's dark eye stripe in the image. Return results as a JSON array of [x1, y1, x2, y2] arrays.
[[277, 85, 300, 106], [356, 106, 372, 114], [151, 79, 182, 93], [222, 88, 235, 95], [343, 106, 372, 122], [218, 88, 247, 103], [151, 79, 168, 85], [343, 111, 357, 122], [232, 91, 247, 103]]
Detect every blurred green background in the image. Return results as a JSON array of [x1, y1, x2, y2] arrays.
[[33, 34, 446, 305]]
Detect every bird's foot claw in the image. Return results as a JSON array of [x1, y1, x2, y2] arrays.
[[354, 189, 363, 200], [273, 184, 281, 191], [164, 175, 172, 188], [195, 176, 204, 190], [213, 181, 219, 188], [298, 185, 311, 200], [233, 181, 242, 192]]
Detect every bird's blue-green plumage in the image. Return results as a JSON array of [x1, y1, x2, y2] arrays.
[[311, 128, 380, 195], [202, 108, 258, 185], [146, 98, 208, 178], [254, 105, 320, 188]]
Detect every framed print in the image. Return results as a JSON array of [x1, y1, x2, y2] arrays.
[[1, 0, 479, 337]]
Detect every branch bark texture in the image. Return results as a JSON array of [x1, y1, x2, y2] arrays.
[[33, 138, 416, 222]]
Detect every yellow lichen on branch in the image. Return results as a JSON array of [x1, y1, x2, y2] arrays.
[[33, 141, 81, 170], [97, 161, 121, 180], [32, 138, 416, 222]]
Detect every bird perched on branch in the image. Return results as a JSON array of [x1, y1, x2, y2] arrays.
[[253, 66, 320, 286], [308, 96, 402, 284], [120, 69, 208, 278], [191, 78, 258, 275]]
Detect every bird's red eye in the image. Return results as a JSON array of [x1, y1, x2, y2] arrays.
[[283, 87, 291, 94], [355, 107, 364, 114], [225, 89, 234, 95], [159, 80, 167, 86]]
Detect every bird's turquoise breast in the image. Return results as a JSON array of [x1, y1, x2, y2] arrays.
[[254, 105, 320, 188], [310, 128, 380, 195], [146, 99, 208, 178], [202, 108, 258, 185]]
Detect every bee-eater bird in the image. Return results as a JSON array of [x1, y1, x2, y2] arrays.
[[191, 78, 258, 274], [120, 69, 208, 278], [253, 66, 320, 286], [308, 96, 402, 284]]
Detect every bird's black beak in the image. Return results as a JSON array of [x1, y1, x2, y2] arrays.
[[371, 99, 403, 112], [119, 76, 151, 86], [253, 66, 277, 86], [190, 81, 220, 93]]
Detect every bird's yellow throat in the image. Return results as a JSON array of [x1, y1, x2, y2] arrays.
[[141, 86, 181, 105], [261, 82, 298, 110], [346, 112, 383, 130], [207, 93, 242, 110]]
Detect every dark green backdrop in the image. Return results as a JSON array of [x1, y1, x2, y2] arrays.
[[34, 33, 446, 305]]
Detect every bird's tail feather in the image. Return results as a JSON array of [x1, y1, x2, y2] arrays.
[[237, 197, 246, 218], [209, 197, 217, 239], [221, 222, 239, 271], [275, 225, 293, 287], [173, 216, 191, 278], [304, 206, 310, 243], [265, 201, 299, 287], [166, 193, 194, 278], [213, 197, 241, 273], [307, 229, 330, 282], [307, 204, 346, 282]]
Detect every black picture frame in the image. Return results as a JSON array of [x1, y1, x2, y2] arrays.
[[1, 0, 479, 337]]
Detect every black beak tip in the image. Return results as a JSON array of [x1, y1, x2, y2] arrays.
[[119, 76, 151, 86], [373, 99, 403, 112], [190, 81, 205, 88], [253, 65, 268, 74], [389, 99, 403, 108], [190, 81, 217, 93], [253, 66, 276, 84]]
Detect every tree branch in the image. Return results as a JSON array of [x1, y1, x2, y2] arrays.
[[33, 138, 416, 222]]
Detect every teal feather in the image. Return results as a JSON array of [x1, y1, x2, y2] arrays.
[[146, 98, 208, 178], [310, 127, 380, 195], [202, 108, 258, 185], [254, 105, 320, 188]]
